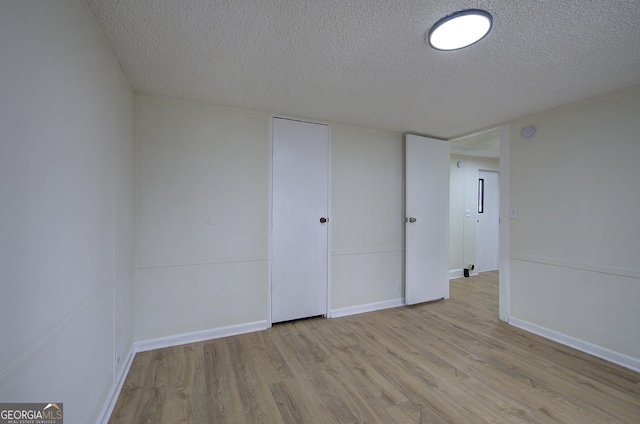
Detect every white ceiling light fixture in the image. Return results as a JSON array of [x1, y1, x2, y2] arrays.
[[428, 9, 493, 51]]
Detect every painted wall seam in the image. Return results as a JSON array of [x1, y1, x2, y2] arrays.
[[511, 254, 640, 280], [137, 255, 268, 270], [0, 279, 113, 383], [332, 247, 404, 256]]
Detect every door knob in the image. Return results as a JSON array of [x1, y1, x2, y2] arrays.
[[320, 217, 327, 223], [409, 217, 417, 223]]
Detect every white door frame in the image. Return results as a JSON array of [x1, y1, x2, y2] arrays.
[[499, 124, 510, 323], [267, 117, 332, 327]]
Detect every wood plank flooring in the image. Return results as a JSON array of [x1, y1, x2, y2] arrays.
[[108, 272, 640, 423]]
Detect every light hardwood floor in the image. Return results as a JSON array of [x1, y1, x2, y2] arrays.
[[109, 272, 640, 423]]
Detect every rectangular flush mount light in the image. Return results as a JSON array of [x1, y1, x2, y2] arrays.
[[428, 9, 493, 51]]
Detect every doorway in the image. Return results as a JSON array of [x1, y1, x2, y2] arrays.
[[448, 125, 510, 323], [271, 118, 329, 323]]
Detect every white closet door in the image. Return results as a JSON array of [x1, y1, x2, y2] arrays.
[[272, 118, 329, 323], [405, 134, 450, 305]]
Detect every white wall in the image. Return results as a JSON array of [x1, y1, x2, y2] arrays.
[[134, 97, 406, 334], [449, 155, 499, 276], [0, 1, 134, 422], [134, 96, 269, 341], [331, 125, 404, 312], [508, 85, 640, 367]]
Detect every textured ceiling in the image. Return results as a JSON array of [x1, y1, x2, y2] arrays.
[[450, 128, 500, 158], [86, 0, 640, 140]]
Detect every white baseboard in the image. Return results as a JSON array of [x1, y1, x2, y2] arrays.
[[449, 269, 481, 280], [97, 344, 136, 424], [449, 269, 464, 279], [134, 320, 269, 353], [509, 317, 640, 373], [331, 298, 404, 318]]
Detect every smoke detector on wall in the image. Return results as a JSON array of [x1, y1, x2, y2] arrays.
[[521, 126, 536, 138]]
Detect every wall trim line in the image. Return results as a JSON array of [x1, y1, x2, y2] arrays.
[[510, 253, 640, 279], [0, 280, 113, 383], [137, 255, 267, 270], [331, 247, 404, 256]]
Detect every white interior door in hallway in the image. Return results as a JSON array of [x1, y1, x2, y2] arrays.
[[405, 134, 450, 305], [271, 118, 329, 323], [476, 170, 500, 272]]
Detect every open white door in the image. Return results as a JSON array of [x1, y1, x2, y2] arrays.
[[405, 134, 450, 305]]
